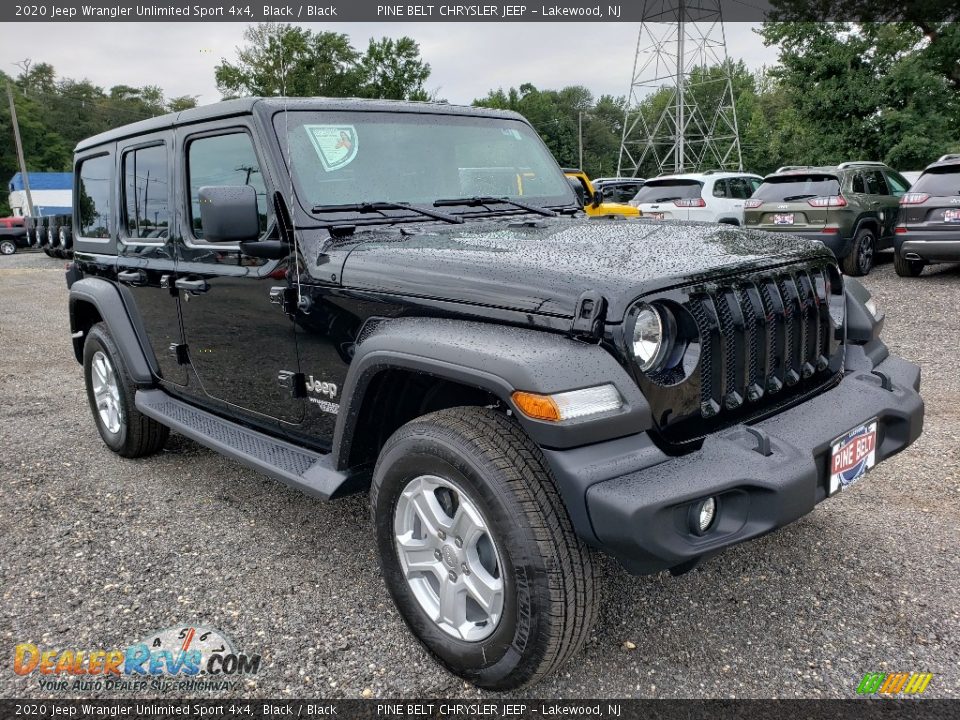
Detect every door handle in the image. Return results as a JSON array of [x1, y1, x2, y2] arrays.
[[118, 270, 146, 285], [174, 278, 210, 293]]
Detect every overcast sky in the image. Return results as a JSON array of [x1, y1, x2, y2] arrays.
[[3, 22, 778, 106]]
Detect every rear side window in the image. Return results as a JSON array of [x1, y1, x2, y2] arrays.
[[712, 179, 728, 197], [728, 177, 754, 199], [76, 154, 112, 238], [123, 144, 169, 240], [605, 183, 641, 203], [187, 132, 268, 240], [633, 180, 703, 203], [884, 172, 910, 196], [912, 168, 960, 196], [753, 175, 841, 202], [865, 170, 889, 195]]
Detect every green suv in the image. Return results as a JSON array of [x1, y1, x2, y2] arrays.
[[744, 162, 911, 276]]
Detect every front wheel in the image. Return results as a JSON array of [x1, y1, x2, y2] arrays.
[[0, 239, 16, 255], [371, 407, 597, 690], [842, 227, 876, 276], [894, 251, 925, 277]]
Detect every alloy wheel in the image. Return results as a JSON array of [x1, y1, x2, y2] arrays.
[[91, 350, 122, 434], [393, 474, 505, 642]]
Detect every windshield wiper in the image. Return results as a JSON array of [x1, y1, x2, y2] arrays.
[[310, 201, 463, 224], [433, 196, 557, 217], [782, 194, 817, 202]]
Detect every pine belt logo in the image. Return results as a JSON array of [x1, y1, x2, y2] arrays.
[[856, 672, 933, 696], [13, 625, 260, 693]]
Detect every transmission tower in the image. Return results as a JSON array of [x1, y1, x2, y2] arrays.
[[617, 0, 743, 178]]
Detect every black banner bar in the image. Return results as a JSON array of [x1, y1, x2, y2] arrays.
[[3, 0, 960, 23], [1, 699, 958, 720]]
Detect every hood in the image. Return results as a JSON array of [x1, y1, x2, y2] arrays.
[[335, 218, 833, 321]]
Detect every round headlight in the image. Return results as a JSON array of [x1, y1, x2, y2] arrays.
[[632, 304, 667, 371]]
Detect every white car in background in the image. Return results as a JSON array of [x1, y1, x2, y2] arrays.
[[630, 171, 763, 225]]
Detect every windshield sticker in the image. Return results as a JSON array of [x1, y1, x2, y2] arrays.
[[304, 124, 359, 171]]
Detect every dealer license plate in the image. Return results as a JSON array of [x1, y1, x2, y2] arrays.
[[829, 420, 878, 495], [944, 209, 960, 222], [774, 213, 795, 225]]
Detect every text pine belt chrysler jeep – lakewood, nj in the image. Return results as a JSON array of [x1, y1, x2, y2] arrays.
[[64, 97, 923, 690]]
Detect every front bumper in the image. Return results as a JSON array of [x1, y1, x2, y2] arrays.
[[895, 232, 960, 263], [564, 354, 923, 575]]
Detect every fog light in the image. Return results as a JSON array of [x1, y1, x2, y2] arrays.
[[690, 497, 717, 535]]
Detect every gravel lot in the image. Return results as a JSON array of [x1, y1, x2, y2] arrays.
[[1, 248, 958, 700]]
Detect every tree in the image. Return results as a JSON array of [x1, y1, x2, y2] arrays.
[[357, 37, 431, 100], [761, 22, 960, 169], [215, 24, 434, 100]]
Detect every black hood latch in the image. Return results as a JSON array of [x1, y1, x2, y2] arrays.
[[570, 290, 607, 341]]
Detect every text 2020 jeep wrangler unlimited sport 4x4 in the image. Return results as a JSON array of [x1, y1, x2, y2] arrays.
[[65, 98, 923, 690]]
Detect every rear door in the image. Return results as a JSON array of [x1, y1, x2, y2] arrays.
[[865, 170, 899, 243], [115, 133, 188, 387]]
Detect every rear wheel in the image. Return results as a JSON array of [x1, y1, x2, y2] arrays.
[[371, 406, 597, 690], [83, 322, 169, 458], [894, 251, 925, 277], [0, 239, 16, 255], [842, 226, 876, 276]]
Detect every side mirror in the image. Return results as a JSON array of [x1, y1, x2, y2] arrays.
[[592, 189, 604, 207], [198, 185, 260, 243], [567, 177, 586, 207]]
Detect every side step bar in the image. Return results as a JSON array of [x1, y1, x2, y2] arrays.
[[135, 389, 357, 500]]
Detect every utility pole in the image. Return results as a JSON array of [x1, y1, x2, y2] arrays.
[[7, 82, 35, 217], [578, 110, 584, 170]]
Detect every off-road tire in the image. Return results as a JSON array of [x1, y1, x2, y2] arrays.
[[370, 406, 597, 690], [83, 322, 169, 458], [894, 251, 925, 277], [842, 226, 876, 276]]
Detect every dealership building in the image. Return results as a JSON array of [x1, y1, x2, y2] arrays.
[[7, 172, 72, 217]]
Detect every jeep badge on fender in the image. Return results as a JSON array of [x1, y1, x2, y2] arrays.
[[64, 97, 923, 690]]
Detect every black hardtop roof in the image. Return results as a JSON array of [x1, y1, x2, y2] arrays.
[[75, 97, 528, 153]]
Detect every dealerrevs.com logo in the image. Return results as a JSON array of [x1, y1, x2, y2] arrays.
[[856, 672, 934, 695], [13, 625, 261, 693]]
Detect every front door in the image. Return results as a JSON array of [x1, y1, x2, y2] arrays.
[[115, 133, 188, 387], [174, 124, 303, 425]]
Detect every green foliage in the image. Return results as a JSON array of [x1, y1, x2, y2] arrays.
[[0, 64, 199, 218], [215, 23, 431, 101], [760, 21, 960, 170], [473, 84, 623, 177], [475, 23, 958, 179]]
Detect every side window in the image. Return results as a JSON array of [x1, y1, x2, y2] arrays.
[[187, 132, 268, 240], [749, 178, 762, 193], [77, 154, 112, 239], [729, 178, 753, 199], [123, 144, 169, 240], [885, 172, 910, 196], [852, 173, 866, 194], [712, 179, 728, 198], [871, 170, 890, 196]]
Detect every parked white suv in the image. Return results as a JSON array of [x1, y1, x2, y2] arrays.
[[630, 171, 763, 225]]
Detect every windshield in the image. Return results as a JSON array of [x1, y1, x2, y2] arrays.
[[276, 111, 574, 213], [912, 168, 960, 196], [754, 175, 841, 201], [632, 180, 702, 204]]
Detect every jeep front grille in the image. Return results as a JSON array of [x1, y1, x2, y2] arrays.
[[688, 264, 840, 419], [634, 261, 844, 448]]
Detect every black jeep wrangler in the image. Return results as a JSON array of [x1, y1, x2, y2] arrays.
[[65, 98, 923, 690]]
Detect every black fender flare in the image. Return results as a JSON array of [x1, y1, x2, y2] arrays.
[[68, 277, 154, 385], [331, 317, 652, 468], [851, 214, 881, 238]]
